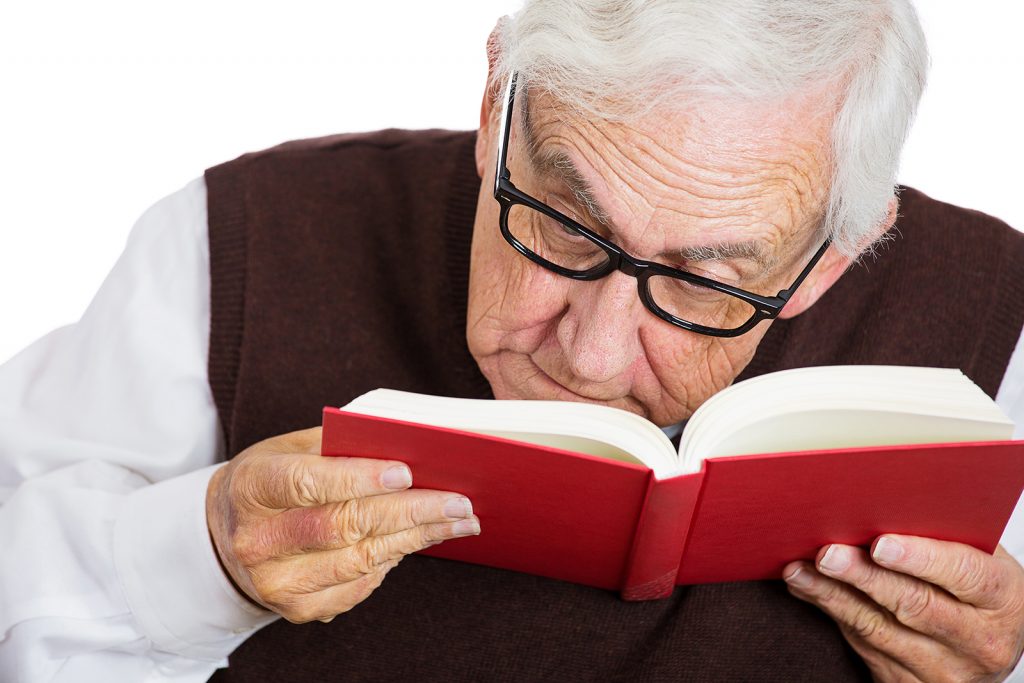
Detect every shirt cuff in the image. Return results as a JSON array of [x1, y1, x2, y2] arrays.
[[113, 461, 280, 662]]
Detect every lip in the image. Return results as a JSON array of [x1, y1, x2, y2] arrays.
[[526, 356, 637, 408]]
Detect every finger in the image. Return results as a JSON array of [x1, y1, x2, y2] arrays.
[[248, 451, 415, 509], [314, 559, 401, 623], [837, 624, 927, 683], [282, 558, 402, 624], [869, 534, 1015, 609], [783, 562, 948, 672], [240, 489, 474, 560], [812, 543, 971, 645], [265, 515, 481, 594]]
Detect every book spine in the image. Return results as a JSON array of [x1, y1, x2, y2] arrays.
[[620, 471, 704, 601]]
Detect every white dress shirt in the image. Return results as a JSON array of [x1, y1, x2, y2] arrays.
[[1, 176, 1023, 683]]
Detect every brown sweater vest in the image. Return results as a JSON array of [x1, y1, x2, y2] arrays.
[[203, 129, 1024, 681]]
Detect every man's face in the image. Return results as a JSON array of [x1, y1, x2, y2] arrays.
[[466, 86, 836, 427]]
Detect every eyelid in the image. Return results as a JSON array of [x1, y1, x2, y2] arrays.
[[672, 260, 746, 286], [545, 189, 602, 226]]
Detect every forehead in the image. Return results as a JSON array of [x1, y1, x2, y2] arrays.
[[517, 87, 835, 254]]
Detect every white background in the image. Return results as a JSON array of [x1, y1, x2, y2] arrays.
[[1, 1, 1021, 364]]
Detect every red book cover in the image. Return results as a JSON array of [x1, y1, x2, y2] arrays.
[[321, 407, 1024, 600]]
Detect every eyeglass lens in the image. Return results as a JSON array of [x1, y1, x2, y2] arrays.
[[504, 203, 758, 329]]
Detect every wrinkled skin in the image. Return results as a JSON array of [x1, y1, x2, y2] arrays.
[[203, 32, 1024, 680], [206, 428, 480, 624], [467, 84, 850, 428]]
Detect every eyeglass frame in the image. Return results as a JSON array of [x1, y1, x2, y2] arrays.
[[492, 71, 833, 338]]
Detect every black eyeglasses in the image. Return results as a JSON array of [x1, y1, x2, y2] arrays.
[[492, 71, 832, 338]]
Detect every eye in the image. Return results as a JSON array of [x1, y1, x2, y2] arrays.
[[669, 262, 742, 287], [535, 212, 584, 240], [672, 277, 729, 301], [547, 197, 593, 231]]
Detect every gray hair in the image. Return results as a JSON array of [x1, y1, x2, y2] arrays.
[[492, 0, 929, 258]]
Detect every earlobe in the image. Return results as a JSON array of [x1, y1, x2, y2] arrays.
[[776, 246, 852, 319], [777, 196, 900, 319]]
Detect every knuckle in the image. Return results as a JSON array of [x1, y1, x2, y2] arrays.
[[975, 633, 1020, 673], [287, 461, 322, 506], [891, 583, 933, 624], [392, 497, 420, 529], [249, 566, 290, 605], [353, 537, 388, 575], [278, 427, 320, 455], [849, 605, 889, 642], [814, 579, 844, 608], [954, 554, 1002, 601], [333, 500, 370, 546], [226, 458, 265, 507], [230, 526, 270, 566], [314, 551, 358, 588], [953, 552, 982, 586], [419, 521, 451, 546]]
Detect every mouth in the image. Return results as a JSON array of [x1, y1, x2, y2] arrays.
[[519, 355, 645, 416]]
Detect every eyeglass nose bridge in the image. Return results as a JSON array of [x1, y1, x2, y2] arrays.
[[609, 250, 649, 279]]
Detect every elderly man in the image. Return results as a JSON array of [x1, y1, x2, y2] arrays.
[[2, 1, 1023, 681]]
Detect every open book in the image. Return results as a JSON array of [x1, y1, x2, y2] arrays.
[[321, 366, 1024, 600]]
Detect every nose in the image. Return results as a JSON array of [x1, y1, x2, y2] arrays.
[[556, 270, 644, 385]]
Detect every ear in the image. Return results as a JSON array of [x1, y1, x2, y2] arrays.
[[777, 197, 899, 319], [476, 20, 506, 178]]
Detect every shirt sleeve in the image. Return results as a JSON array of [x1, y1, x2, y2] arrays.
[[0, 176, 279, 683], [996, 326, 1024, 683], [996, 326, 1024, 562]]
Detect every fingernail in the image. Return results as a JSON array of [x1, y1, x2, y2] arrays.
[[819, 545, 851, 574], [443, 497, 473, 519], [381, 465, 412, 489], [452, 518, 481, 536], [872, 536, 903, 565], [784, 566, 814, 590]]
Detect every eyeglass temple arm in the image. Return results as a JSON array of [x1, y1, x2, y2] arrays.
[[493, 72, 518, 197], [776, 237, 832, 302]]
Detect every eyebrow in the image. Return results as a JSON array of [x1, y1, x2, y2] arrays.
[[676, 241, 777, 271], [518, 88, 776, 273]]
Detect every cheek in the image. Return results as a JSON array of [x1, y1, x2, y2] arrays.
[[634, 325, 767, 424], [467, 239, 570, 352]]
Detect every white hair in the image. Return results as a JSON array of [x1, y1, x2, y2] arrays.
[[492, 0, 929, 258]]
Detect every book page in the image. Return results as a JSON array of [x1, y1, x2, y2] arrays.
[[704, 410, 1014, 459], [339, 388, 680, 477], [477, 430, 644, 466], [678, 366, 1016, 474]]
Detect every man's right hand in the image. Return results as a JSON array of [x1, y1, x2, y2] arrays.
[[205, 426, 480, 624]]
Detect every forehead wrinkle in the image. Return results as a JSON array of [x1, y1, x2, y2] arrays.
[[520, 91, 614, 228], [537, 149, 615, 228], [523, 92, 824, 277], [600, 123, 826, 274], [573, 120, 798, 240]]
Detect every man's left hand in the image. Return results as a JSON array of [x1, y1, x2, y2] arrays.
[[783, 536, 1024, 681]]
